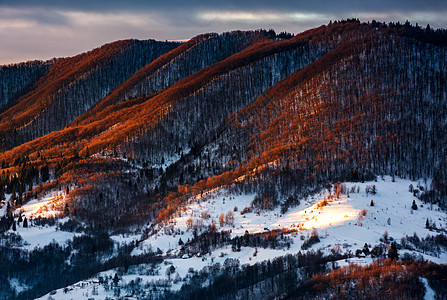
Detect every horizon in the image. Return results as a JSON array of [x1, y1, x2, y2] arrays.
[[1, 0, 446, 65]]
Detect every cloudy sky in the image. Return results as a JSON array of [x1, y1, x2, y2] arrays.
[[1, 0, 446, 65]]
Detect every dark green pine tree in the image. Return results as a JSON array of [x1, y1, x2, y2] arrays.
[[113, 273, 120, 286], [363, 243, 370, 255], [411, 200, 418, 210], [23, 217, 28, 228], [64, 203, 70, 216], [40, 164, 50, 182], [231, 239, 237, 252], [0, 187, 5, 202], [6, 202, 12, 218], [11, 187, 16, 201], [388, 242, 399, 260]]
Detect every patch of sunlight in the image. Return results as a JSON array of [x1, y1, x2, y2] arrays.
[[17, 194, 65, 218], [272, 197, 359, 230]]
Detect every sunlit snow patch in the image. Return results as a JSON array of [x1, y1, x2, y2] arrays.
[[275, 197, 359, 230], [18, 193, 65, 219]]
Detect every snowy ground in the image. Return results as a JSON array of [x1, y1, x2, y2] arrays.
[[17, 193, 65, 219], [421, 277, 437, 300], [134, 176, 446, 258], [3, 192, 77, 250], [0, 193, 11, 217], [9, 220, 75, 250], [38, 176, 446, 299]]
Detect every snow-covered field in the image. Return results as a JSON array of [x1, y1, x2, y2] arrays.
[[18, 194, 65, 219], [38, 176, 446, 299], [134, 176, 445, 259], [4, 193, 75, 250], [10, 220, 75, 250]]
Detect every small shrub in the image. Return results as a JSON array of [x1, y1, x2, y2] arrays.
[[301, 229, 320, 250], [411, 200, 418, 210]]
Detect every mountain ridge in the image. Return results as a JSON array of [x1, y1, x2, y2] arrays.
[[0, 39, 179, 151], [0, 19, 447, 300], [1, 21, 446, 224]]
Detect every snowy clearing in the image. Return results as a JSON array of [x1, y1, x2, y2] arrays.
[[37, 176, 447, 299], [17, 193, 66, 219], [134, 176, 446, 257]]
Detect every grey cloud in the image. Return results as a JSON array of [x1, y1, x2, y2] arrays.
[[1, 0, 446, 14], [0, 7, 69, 26], [0, 0, 446, 64]]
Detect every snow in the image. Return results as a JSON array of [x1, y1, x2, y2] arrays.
[[16, 193, 65, 219], [132, 176, 447, 282], [335, 256, 374, 268], [421, 277, 436, 300], [35, 279, 111, 300], [4, 192, 76, 250], [9, 278, 29, 294], [37, 176, 447, 299], [0, 193, 11, 217], [9, 220, 75, 250], [136, 176, 445, 256], [272, 196, 359, 230], [110, 233, 141, 245]]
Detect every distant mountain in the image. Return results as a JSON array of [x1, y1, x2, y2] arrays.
[[0, 20, 447, 300], [0, 39, 179, 151], [0, 59, 53, 110], [0, 19, 446, 225]]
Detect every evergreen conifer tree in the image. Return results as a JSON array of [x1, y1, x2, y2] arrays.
[[113, 273, 120, 286], [0, 187, 5, 201], [388, 242, 398, 260], [411, 200, 418, 210], [64, 203, 70, 216]]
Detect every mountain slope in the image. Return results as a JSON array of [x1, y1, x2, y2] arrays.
[[0, 39, 178, 151], [74, 30, 272, 125], [0, 60, 53, 111], [4, 23, 380, 223], [0, 21, 446, 225], [0, 20, 447, 300], [224, 25, 447, 195], [151, 22, 447, 226], [0, 23, 366, 162]]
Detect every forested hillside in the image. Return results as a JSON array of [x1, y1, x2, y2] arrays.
[[0, 39, 178, 151], [0, 20, 446, 227], [0, 20, 446, 300], [0, 60, 53, 110], [220, 22, 447, 208], [148, 21, 447, 226], [74, 30, 274, 125]]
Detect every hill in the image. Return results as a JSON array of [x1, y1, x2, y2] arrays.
[[0, 20, 446, 299]]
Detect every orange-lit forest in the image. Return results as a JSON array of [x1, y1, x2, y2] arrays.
[[0, 20, 447, 299]]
